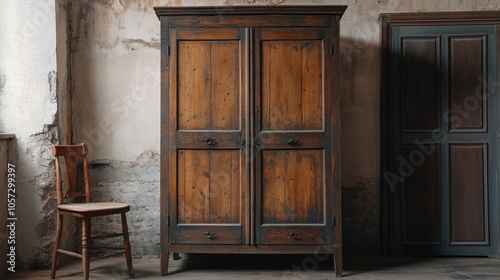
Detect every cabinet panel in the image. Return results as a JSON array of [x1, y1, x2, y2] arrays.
[[177, 40, 240, 130], [450, 144, 487, 244], [174, 225, 242, 245], [449, 36, 486, 130], [402, 37, 439, 132], [261, 39, 323, 131], [177, 150, 241, 224], [401, 145, 439, 244], [261, 149, 324, 224]]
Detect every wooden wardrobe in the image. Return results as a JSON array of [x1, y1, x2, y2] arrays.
[[155, 5, 346, 277]]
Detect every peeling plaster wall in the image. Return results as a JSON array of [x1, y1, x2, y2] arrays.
[[66, 0, 500, 264], [0, 0, 60, 269], [70, 0, 168, 258]]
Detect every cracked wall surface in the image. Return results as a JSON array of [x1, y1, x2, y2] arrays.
[[70, 0, 167, 260], [4, 0, 500, 271]]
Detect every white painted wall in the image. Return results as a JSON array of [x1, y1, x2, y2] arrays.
[[0, 0, 59, 270]]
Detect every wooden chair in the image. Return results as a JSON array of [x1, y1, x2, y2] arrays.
[[50, 143, 134, 279]]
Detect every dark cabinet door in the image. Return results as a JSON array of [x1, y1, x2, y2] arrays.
[[168, 28, 249, 244], [390, 25, 499, 256], [254, 27, 337, 245]]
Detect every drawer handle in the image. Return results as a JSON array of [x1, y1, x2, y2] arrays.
[[286, 138, 300, 145], [287, 232, 301, 239], [203, 232, 217, 239], [202, 138, 216, 146]]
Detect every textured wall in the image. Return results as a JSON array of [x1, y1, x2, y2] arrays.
[[68, 0, 500, 261], [0, 0, 62, 270], [69, 0, 168, 258], [4, 0, 500, 270]]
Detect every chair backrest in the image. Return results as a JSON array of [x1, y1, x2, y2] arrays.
[[52, 143, 91, 204]]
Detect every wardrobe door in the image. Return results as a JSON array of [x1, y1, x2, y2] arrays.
[[388, 24, 498, 256], [168, 28, 249, 244], [254, 27, 335, 244]]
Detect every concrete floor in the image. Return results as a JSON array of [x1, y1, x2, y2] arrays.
[[6, 254, 500, 279]]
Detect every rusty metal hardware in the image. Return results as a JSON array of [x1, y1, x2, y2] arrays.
[[286, 138, 300, 145], [202, 138, 216, 146], [287, 232, 301, 239], [203, 232, 217, 239]]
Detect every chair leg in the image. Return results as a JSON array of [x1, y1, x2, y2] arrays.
[[121, 212, 135, 277], [51, 213, 63, 279], [173, 252, 181, 260], [82, 216, 91, 280]]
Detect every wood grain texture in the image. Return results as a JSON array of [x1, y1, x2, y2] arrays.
[[260, 226, 325, 244], [175, 131, 241, 149], [177, 150, 241, 224], [177, 41, 211, 130], [262, 150, 324, 224], [450, 144, 486, 243], [168, 15, 332, 28], [254, 26, 334, 250], [169, 27, 247, 247], [210, 41, 240, 130], [174, 225, 241, 244], [261, 39, 323, 131], [160, 15, 170, 276]]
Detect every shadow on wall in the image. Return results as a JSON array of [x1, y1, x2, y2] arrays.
[[338, 36, 382, 256]]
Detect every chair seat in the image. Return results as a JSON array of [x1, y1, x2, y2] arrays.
[[58, 202, 130, 214]]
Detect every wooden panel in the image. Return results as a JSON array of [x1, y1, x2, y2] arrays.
[[401, 145, 439, 244], [209, 151, 241, 224], [261, 40, 323, 131], [177, 41, 210, 130], [176, 28, 240, 40], [174, 225, 241, 244], [155, 5, 347, 17], [210, 41, 240, 130], [402, 37, 439, 131], [260, 226, 324, 244], [177, 40, 240, 130], [259, 28, 324, 40], [450, 144, 486, 243], [259, 131, 324, 149], [168, 15, 331, 28], [176, 131, 241, 149], [450, 36, 485, 130], [261, 150, 324, 224], [169, 244, 336, 254], [177, 150, 241, 224]]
